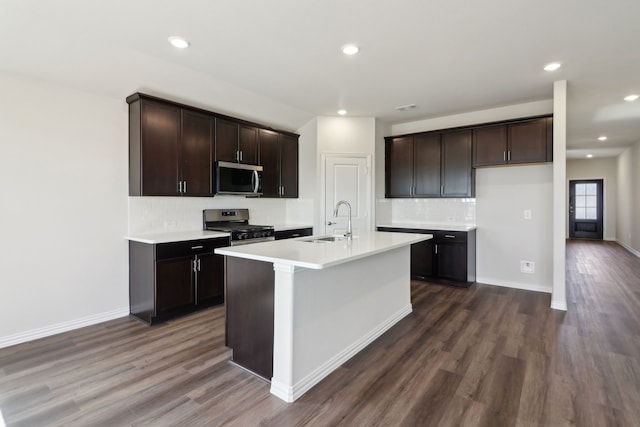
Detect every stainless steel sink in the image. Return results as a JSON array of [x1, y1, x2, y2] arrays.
[[301, 235, 350, 243]]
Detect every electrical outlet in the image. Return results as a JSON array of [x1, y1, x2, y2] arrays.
[[524, 209, 532, 220], [164, 220, 177, 228], [520, 260, 535, 274], [447, 216, 454, 222]]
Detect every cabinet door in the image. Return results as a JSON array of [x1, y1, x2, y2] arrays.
[[196, 253, 224, 305], [155, 258, 194, 314], [215, 118, 239, 163], [441, 130, 473, 197], [436, 241, 467, 282], [414, 133, 441, 197], [411, 239, 436, 279], [508, 119, 548, 164], [181, 110, 213, 196], [140, 100, 181, 196], [239, 125, 259, 164], [259, 129, 281, 197], [280, 134, 299, 197], [473, 125, 507, 166], [385, 136, 414, 197]]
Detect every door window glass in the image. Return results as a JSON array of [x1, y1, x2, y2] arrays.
[[575, 183, 598, 220]]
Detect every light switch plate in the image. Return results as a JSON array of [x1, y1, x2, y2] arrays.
[[524, 209, 532, 220]]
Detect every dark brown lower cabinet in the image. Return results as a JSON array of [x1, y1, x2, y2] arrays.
[[378, 227, 476, 287], [129, 237, 228, 324], [274, 227, 313, 240], [225, 257, 274, 380]]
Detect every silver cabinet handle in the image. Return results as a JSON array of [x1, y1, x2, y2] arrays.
[[435, 244, 438, 254], [197, 258, 201, 271], [508, 150, 511, 161], [192, 259, 198, 273], [444, 235, 456, 239], [503, 151, 506, 162], [178, 181, 182, 193], [191, 245, 204, 250], [183, 181, 187, 193], [327, 221, 336, 225], [291, 234, 300, 237], [240, 150, 243, 162]]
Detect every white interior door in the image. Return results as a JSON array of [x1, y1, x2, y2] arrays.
[[323, 154, 371, 235]]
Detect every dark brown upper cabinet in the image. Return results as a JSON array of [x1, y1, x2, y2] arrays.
[[441, 130, 474, 197], [385, 131, 473, 198], [128, 95, 213, 196], [215, 118, 259, 165], [128, 92, 299, 198], [259, 129, 299, 198], [473, 117, 553, 167]]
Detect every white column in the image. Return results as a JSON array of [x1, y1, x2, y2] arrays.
[[551, 80, 568, 311], [270, 263, 297, 402]]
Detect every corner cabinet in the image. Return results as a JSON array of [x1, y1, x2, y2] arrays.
[[259, 129, 299, 198], [378, 227, 476, 287], [129, 237, 228, 324], [128, 94, 213, 197], [385, 131, 473, 198]]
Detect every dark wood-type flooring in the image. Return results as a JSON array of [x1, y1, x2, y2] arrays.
[[1, 240, 639, 426]]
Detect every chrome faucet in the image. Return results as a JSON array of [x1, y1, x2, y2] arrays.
[[333, 200, 353, 239]]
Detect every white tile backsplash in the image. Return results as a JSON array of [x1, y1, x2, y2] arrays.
[[376, 198, 476, 225], [128, 196, 288, 235]]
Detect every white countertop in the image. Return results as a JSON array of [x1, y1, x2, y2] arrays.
[[126, 230, 230, 244], [273, 224, 314, 232], [377, 222, 477, 232], [215, 230, 431, 270]]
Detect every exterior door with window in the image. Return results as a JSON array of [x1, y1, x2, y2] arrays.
[[569, 179, 603, 239]]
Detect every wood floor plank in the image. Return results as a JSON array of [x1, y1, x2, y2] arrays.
[[0, 239, 639, 426]]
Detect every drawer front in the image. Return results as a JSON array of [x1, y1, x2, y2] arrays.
[[435, 231, 467, 242], [156, 237, 230, 260], [275, 228, 313, 240]]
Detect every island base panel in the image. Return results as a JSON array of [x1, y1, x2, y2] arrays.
[[225, 256, 275, 380]]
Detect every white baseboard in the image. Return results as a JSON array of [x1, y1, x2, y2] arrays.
[[270, 304, 413, 403], [617, 240, 640, 258], [550, 300, 568, 311], [475, 277, 552, 294], [0, 307, 130, 349]]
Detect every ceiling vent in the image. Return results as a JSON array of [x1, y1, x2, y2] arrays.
[[395, 104, 417, 111]]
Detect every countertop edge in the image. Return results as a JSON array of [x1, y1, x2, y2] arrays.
[[377, 223, 477, 232], [126, 231, 230, 244]]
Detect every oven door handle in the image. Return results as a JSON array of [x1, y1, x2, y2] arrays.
[[252, 170, 260, 193]]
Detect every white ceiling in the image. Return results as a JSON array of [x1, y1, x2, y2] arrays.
[[2, 0, 639, 159]]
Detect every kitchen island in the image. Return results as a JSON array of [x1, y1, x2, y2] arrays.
[[215, 230, 432, 402]]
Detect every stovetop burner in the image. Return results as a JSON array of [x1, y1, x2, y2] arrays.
[[203, 208, 275, 245]]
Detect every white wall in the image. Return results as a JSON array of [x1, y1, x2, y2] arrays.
[[476, 165, 554, 292], [617, 141, 640, 256], [0, 72, 129, 347], [566, 157, 618, 240]]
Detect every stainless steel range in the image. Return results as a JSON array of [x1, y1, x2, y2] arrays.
[[203, 209, 275, 246]]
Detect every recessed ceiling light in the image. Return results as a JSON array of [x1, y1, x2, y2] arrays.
[[543, 62, 561, 71], [337, 109, 347, 116], [586, 154, 594, 158], [168, 36, 190, 49], [624, 94, 639, 102], [598, 136, 607, 141], [341, 44, 359, 55]]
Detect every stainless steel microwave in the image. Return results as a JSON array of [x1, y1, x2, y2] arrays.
[[215, 161, 263, 195]]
